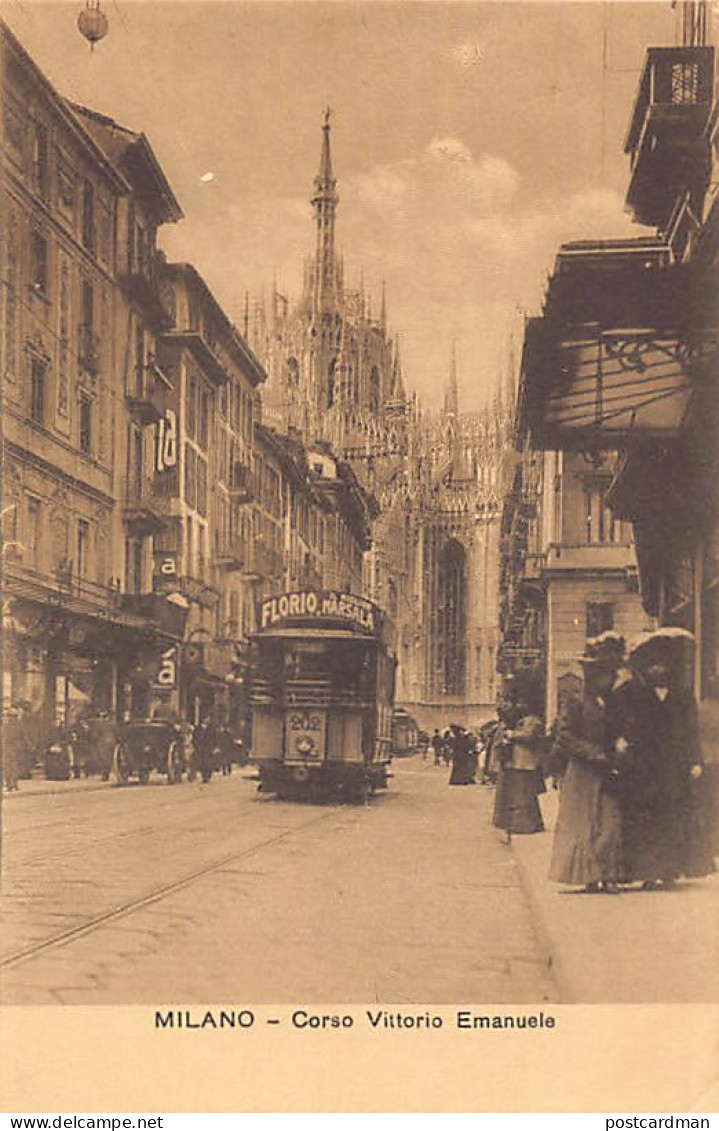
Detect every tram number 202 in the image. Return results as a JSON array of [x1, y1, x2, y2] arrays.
[[289, 713, 322, 732]]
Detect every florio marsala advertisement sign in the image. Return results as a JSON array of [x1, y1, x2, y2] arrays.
[[259, 590, 379, 635]]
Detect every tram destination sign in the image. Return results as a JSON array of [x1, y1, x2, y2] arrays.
[[260, 590, 379, 634]]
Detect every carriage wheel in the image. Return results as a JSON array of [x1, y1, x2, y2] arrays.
[[166, 741, 182, 784], [113, 743, 130, 785]]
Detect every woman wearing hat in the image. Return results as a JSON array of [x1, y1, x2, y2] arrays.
[[613, 630, 714, 889], [548, 637, 626, 893]]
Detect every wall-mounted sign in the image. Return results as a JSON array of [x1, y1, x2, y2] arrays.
[[260, 590, 378, 634], [155, 409, 178, 473], [153, 550, 178, 589], [154, 645, 178, 689]]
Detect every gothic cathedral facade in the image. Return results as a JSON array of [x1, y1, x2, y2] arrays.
[[249, 113, 512, 724]]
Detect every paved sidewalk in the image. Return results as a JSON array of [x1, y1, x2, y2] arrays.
[[510, 787, 719, 1002]]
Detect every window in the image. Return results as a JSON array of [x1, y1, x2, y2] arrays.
[[30, 230, 48, 296], [187, 377, 197, 440], [82, 179, 95, 253], [586, 601, 614, 639], [79, 394, 92, 455], [198, 390, 209, 450], [134, 319, 145, 395], [30, 358, 46, 424], [33, 122, 49, 200], [26, 497, 42, 567], [82, 278, 94, 329], [125, 537, 143, 595], [76, 520, 90, 578], [584, 486, 619, 544]]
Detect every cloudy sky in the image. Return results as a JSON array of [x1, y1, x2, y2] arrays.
[[6, 1, 681, 408]]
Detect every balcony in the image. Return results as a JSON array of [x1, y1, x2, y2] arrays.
[[176, 557, 220, 608], [78, 323, 101, 376], [122, 473, 169, 533], [242, 543, 283, 581], [544, 542, 636, 574], [126, 359, 173, 425], [3, 558, 122, 620], [159, 322, 228, 386], [624, 46, 714, 227], [227, 460, 253, 503], [120, 591, 188, 639], [119, 265, 175, 331], [546, 239, 681, 330], [214, 532, 246, 571]]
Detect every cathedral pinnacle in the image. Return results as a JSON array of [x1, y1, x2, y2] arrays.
[[311, 107, 339, 315], [444, 342, 459, 418]]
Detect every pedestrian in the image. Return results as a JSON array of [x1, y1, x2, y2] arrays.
[[448, 724, 474, 785], [548, 637, 625, 894], [430, 728, 445, 766], [3, 706, 22, 792], [466, 730, 480, 784], [219, 723, 234, 776], [492, 706, 545, 843], [479, 718, 500, 785], [614, 629, 715, 889]]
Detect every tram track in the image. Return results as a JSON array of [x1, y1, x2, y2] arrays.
[[7, 778, 267, 870], [1, 804, 344, 972]]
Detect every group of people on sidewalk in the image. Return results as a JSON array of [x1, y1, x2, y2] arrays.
[[485, 628, 716, 893]]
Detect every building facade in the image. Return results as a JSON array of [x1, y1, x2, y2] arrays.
[[249, 114, 509, 725], [513, 29, 718, 755]]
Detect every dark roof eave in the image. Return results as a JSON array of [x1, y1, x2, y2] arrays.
[[165, 263, 267, 385]]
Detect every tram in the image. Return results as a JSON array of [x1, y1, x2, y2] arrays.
[[249, 590, 396, 801]]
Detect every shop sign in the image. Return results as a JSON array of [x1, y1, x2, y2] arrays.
[[154, 645, 178, 689], [155, 409, 178, 473], [153, 550, 178, 589], [260, 590, 378, 634]]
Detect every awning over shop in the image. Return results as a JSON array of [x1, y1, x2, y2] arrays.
[[526, 327, 701, 448]]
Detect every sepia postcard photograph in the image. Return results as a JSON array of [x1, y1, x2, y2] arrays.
[[0, 0, 717, 1113]]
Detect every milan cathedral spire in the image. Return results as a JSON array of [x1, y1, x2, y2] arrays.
[[443, 342, 459, 418], [311, 107, 339, 315]]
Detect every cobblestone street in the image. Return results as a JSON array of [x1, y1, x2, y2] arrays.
[[0, 758, 556, 1005]]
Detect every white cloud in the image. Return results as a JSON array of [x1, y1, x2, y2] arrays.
[[163, 135, 641, 412]]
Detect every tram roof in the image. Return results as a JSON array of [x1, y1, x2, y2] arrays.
[[252, 627, 377, 642]]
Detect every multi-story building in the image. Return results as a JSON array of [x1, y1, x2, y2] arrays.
[[1, 23, 185, 731], [499, 438, 653, 722], [511, 24, 717, 756], [151, 262, 265, 725]]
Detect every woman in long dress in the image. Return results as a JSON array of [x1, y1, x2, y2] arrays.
[[492, 711, 546, 841], [614, 632, 715, 888], [548, 642, 624, 893]]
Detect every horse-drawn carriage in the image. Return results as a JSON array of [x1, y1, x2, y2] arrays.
[[113, 720, 185, 785]]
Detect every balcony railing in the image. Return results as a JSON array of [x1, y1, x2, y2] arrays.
[[242, 544, 283, 580], [176, 557, 220, 607], [122, 474, 170, 531], [119, 265, 175, 331], [159, 322, 228, 386], [227, 461, 253, 502], [120, 591, 188, 638], [214, 532, 246, 571], [2, 558, 122, 619], [126, 360, 172, 425], [624, 45, 714, 227]]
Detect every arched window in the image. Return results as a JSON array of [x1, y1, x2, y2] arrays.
[[437, 538, 467, 695], [327, 357, 337, 408], [369, 366, 380, 413]]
